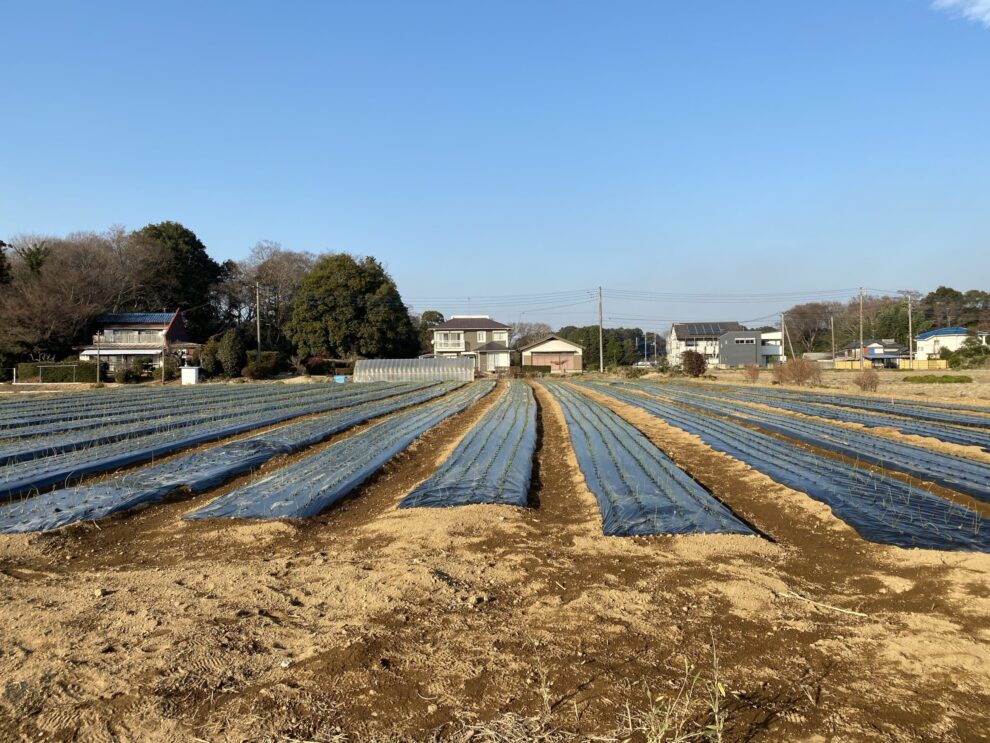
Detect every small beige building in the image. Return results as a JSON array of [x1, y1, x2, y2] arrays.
[[519, 335, 583, 373]]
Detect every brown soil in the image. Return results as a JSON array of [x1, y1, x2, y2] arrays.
[[0, 381, 988, 741]]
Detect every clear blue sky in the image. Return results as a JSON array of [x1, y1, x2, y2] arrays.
[[2, 1, 988, 331]]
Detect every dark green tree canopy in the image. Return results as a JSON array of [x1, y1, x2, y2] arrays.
[[130, 221, 222, 339], [286, 253, 419, 359], [556, 325, 646, 367]]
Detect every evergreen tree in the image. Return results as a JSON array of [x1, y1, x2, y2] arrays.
[[286, 254, 419, 359]]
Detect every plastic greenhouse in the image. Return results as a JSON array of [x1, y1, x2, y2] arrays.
[[353, 357, 475, 383]]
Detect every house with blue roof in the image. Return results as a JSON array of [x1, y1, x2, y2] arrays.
[[915, 326, 989, 360], [77, 309, 199, 372]]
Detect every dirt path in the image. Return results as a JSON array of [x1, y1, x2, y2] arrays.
[[0, 381, 988, 741]]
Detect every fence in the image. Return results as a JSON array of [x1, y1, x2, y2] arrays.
[[832, 359, 948, 371]]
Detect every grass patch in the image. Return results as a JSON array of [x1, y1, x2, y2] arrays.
[[903, 374, 973, 384]]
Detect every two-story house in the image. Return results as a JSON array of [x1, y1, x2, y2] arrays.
[[915, 327, 989, 360], [430, 315, 511, 372], [77, 310, 199, 372], [666, 321, 744, 367]]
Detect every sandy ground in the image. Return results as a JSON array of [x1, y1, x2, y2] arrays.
[[0, 380, 989, 741]]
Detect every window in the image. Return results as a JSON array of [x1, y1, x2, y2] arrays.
[[734, 338, 756, 345], [494, 330, 508, 342], [477, 331, 486, 342]]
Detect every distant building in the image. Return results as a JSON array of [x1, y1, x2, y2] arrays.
[[915, 327, 989, 360], [78, 310, 199, 371], [838, 338, 908, 368], [760, 331, 785, 364], [519, 334, 583, 373], [717, 330, 783, 368], [666, 322, 743, 367], [429, 315, 511, 372]]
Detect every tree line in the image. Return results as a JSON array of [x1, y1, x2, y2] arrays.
[[780, 288, 990, 355], [0, 222, 420, 376]]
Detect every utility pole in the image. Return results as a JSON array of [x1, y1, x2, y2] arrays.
[[598, 286, 604, 372], [780, 312, 786, 362], [96, 330, 102, 385], [653, 331, 658, 366], [255, 282, 263, 359], [859, 287, 865, 371], [830, 315, 835, 366], [900, 290, 915, 368], [782, 313, 797, 360]]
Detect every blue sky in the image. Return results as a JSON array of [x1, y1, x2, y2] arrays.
[[1, 1, 988, 331]]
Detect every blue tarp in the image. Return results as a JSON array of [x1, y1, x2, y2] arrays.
[[544, 382, 755, 537], [401, 381, 537, 508], [185, 382, 496, 520]]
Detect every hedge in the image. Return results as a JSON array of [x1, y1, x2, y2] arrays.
[[904, 374, 973, 384], [17, 361, 106, 383]]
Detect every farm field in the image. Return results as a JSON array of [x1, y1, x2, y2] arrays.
[[1, 378, 989, 741]]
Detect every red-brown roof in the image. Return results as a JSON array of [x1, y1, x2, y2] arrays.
[[433, 317, 510, 330]]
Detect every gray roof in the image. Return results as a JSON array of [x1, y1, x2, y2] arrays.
[[672, 322, 744, 339], [433, 317, 510, 330]]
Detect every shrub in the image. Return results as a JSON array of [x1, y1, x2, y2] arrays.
[[16, 361, 106, 383], [243, 350, 279, 379], [241, 362, 269, 380], [194, 337, 221, 376], [947, 340, 990, 370], [623, 366, 649, 379], [853, 368, 880, 392], [742, 364, 760, 382], [904, 374, 973, 384], [247, 350, 281, 369], [305, 356, 334, 375], [114, 366, 140, 383], [217, 330, 246, 377], [771, 359, 822, 386], [161, 355, 179, 381], [681, 350, 707, 378], [129, 356, 151, 379]]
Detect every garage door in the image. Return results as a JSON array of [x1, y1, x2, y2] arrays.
[[532, 352, 577, 371]]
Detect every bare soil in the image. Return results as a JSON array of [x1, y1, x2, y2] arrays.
[[0, 380, 988, 741]]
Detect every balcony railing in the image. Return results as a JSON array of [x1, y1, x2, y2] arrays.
[[434, 341, 465, 352]]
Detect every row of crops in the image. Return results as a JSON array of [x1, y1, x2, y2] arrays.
[[669, 383, 990, 452], [401, 381, 537, 508], [0, 383, 435, 500], [0, 383, 462, 533], [1, 377, 988, 553], [582, 382, 990, 553], [614, 383, 990, 503], [544, 382, 753, 537], [703, 381, 990, 419], [185, 382, 496, 520]]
